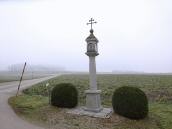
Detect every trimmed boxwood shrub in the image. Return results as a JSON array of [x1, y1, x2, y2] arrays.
[[51, 83, 78, 108], [112, 86, 148, 120]]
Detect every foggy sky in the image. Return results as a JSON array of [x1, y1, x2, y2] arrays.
[[0, 0, 172, 72]]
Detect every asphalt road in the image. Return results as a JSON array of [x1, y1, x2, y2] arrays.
[[0, 75, 58, 129]]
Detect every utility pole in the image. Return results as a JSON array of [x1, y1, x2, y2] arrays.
[[16, 62, 26, 96]]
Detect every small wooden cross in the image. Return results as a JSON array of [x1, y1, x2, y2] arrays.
[[87, 18, 97, 30]]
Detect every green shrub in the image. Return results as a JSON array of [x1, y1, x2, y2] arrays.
[[112, 86, 148, 120], [51, 83, 78, 108]]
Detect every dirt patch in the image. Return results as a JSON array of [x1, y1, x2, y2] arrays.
[[35, 106, 159, 129]]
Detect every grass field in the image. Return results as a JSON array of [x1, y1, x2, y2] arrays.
[[9, 74, 172, 129], [0, 71, 55, 83]]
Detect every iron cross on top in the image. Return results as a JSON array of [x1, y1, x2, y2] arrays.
[[87, 18, 97, 30]]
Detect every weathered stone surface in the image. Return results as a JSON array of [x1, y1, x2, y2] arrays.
[[67, 107, 113, 118], [84, 90, 102, 112]]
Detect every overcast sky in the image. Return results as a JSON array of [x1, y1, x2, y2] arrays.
[[0, 0, 172, 72]]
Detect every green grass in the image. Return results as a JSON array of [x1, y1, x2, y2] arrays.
[[8, 95, 51, 125], [9, 74, 172, 129], [9, 95, 48, 110], [150, 102, 172, 129], [0, 71, 54, 83], [0, 75, 20, 83], [23, 74, 172, 105]]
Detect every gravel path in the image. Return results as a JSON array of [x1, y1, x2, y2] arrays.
[[0, 75, 58, 129]]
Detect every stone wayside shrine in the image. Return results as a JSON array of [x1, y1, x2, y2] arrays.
[[84, 18, 102, 112], [67, 18, 112, 118]]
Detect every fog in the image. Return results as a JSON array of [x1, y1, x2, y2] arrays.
[[0, 0, 172, 73]]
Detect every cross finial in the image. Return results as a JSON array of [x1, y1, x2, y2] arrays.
[[87, 18, 97, 30]]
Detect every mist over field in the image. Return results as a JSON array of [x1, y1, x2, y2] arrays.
[[0, 0, 172, 73]]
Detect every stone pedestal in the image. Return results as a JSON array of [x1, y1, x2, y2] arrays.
[[83, 90, 103, 112], [67, 107, 112, 118]]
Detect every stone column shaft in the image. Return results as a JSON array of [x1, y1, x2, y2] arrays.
[[89, 56, 97, 90]]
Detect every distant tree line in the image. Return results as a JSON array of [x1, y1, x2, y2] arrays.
[[8, 64, 65, 72]]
